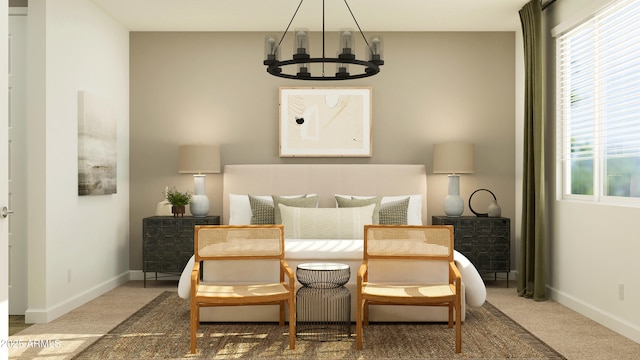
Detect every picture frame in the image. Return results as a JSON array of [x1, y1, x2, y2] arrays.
[[279, 87, 372, 157]]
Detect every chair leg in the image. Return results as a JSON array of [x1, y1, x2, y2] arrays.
[[356, 294, 363, 349], [279, 301, 285, 326], [363, 300, 370, 326], [288, 297, 296, 350], [455, 299, 462, 353], [190, 303, 198, 354]]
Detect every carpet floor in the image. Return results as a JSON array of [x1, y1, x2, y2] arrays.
[[72, 291, 565, 359]]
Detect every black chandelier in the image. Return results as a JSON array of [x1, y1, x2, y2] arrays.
[[263, 0, 384, 80]]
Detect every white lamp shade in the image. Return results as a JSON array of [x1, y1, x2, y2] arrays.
[[432, 143, 475, 174], [179, 145, 221, 174]]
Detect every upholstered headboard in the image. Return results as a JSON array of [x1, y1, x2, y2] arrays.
[[222, 164, 427, 225]]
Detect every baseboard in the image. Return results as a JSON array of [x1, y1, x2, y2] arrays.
[[547, 285, 640, 343], [25, 271, 130, 323], [129, 270, 144, 281]]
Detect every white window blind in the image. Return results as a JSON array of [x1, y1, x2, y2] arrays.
[[557, 0, 640, 200]]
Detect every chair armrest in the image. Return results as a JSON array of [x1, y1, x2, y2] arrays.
[[281, 259, 295, 290], [449, 261, 462, 293], [190, 261, 200, 298], [357, 263, 368, 286]]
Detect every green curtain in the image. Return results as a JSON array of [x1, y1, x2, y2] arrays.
[[518, 0, 547, 301]]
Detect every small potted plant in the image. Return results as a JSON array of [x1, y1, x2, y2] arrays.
[[165, 187, 192, 217]]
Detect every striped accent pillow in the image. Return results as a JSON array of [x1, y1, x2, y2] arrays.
[[278, 204, 376, 239]]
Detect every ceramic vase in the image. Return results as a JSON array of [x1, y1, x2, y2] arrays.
[[488, 199, 501, 217]]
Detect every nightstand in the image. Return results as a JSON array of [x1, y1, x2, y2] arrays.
[[142, 215, 220, 287], [432, 215, 510, 286]]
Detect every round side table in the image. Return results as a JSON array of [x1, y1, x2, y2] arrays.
[[296, 262, 351, 342]]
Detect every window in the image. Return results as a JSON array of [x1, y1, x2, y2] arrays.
[[557, 0, 640, 203]]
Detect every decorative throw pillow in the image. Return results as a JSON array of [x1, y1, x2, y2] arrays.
[[279, 204, 376, 239], [273, 195, 319, 224], [230, 193, 317, 225], [248, 195, 279, 224], [378, 197, 410, 224], [335, 196, 381, 224], [344, 194, 423, 225]]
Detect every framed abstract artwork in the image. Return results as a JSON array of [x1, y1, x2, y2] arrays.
[[77, 91, 117, 195], [279, 87, 372, 157]]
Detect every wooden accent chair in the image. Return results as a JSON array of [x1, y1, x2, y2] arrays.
[[190, 225, 296, 353], [356, 225, 462, 353]]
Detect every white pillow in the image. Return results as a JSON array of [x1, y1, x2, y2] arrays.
[[229, 194, 316, 225], [335, 194, 423, 225], [279, 204, 376, 239]]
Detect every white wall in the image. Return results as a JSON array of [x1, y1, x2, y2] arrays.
[[25, 0, 130, 323], [544, 0, 640, 343]]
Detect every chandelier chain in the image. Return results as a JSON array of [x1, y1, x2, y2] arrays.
[[342, 0, 372, 50], [275, 0, 305, 53]]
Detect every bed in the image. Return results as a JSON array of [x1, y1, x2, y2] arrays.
[[180, 164, 486, 322]]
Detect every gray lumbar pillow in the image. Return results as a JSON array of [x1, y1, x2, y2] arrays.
[[272, 195, 319, 224], [335, 196, 381, 224]]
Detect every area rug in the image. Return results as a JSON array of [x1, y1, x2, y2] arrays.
[[73, 291, 565, 359]]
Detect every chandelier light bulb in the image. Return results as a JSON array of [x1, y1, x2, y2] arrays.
[[295, 29, 308, 55], [267, 38, 276, 53], [341, 30, 353, 54], [371, 37, 380, 53]]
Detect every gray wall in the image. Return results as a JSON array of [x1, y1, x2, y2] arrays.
[[129, 31, 516, 270]]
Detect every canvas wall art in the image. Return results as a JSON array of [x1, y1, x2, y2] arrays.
[[279, 87, 372, 157], [78, 91, 117, 195]]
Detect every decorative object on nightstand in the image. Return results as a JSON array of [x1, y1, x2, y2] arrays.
[[433, 142, 475, 217], [179, 144, 221, 217], [165, 187, 192, 217], [155, 186, 173, 216], [488, 199, 501, 217], [469, 188, 502, 217]]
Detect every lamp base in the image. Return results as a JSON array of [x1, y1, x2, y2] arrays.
[[444, 195, 464, 217], [190, 195, 210, 217], [190, 174, 210, 217], [443, 174, 464, 217]]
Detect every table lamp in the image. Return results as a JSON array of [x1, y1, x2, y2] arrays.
[[432, 142, 475, 217], [179, 145, 221, 217]]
